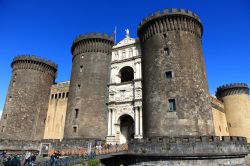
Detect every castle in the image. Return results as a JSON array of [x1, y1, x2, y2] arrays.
[[0, 8, 249, 165]]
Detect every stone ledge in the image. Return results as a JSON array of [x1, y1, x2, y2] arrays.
[[128, 136, 248, 158]]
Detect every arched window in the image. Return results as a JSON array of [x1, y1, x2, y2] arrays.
[[119, 66, 134, 83]]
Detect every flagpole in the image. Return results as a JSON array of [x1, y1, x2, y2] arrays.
[[114, 26, 117, 44]]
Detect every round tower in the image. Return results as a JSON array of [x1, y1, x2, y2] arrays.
[[216, 83, 250, 142], [64, 33, 114, 140], [0, 55, 57, 140], [137, 8, 214, 137]]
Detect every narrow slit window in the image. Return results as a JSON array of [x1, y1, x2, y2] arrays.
[[164, 47, 169, 56], [168, 99, 176, 112], [55, 94, 58, 99], [51, 94, 54, 99], [165, 71, 172, 79], [73, 126, 77, 133], [75, 109, 79, 118], [78, 84, 81, 89], [59, 93, 61, 99], [80, 65, 83, 72], [1, 126, 5, 132], [66, 92, 69, 98], [9, 96, 12, 102]]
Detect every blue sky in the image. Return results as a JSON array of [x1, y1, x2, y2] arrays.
[[0, 0, 250, 113]]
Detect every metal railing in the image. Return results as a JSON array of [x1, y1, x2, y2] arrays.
[[35, 144, 128, 166], [47, 144, 128, 156], [35, 154, 95, 166]]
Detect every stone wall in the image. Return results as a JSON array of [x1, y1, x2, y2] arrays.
[[43, 81, 69, 140], [101, 136, 248, 166], [101, 155, 246, 166], [211, 96, 229, 137], [0, 56, 57, 141], [137, 8, 214, 137], [216, 83, 250, 142], [64, 33, 114, 140]]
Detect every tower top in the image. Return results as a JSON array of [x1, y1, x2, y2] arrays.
[[11, 55, 58, 70], [71, 32, 114, 55], [138, 8, 201, 31], [216, 83, 249, 100], [72, 33, 113, 46], [137, 8, 203, 42]]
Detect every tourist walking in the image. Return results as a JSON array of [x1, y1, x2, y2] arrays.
[[24, 152, 31, 166], [30, 154, 36, 166], [10, 156, 20, 166], [3, 156, 12, 166]]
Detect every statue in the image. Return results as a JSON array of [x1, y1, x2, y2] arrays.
[[125, 28, 130, 38]]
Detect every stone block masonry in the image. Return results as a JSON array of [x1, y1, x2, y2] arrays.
[[138, 8, 214, 137], [63, 33, 114, 140], [0, 55, 57, 141]]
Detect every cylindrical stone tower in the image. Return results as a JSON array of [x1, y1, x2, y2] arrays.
[[0, 55, 57, 140], [137, 8, 214, 137], [64, 33, 114, 140], [216, 83, 250, 142]]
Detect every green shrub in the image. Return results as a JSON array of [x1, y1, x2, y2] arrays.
[[88, 158, 100, 166]]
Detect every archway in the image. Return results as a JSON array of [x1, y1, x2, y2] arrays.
[[119, 114, 134, 144], [119, 66, 134, 83]]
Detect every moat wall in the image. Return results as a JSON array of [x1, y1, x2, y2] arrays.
[[101, 136, 249, 166]]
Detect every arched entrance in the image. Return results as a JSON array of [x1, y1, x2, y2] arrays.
[[119, 114, 134, 144]]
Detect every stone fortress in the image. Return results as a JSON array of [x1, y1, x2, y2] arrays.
[[0, 8, 250, 165]]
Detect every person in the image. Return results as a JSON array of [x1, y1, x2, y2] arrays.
[[3, 156, 12, 166], [50, 153, 56, 166], [0, 151, 7, 157], [54, 151, 60, 159], [30, 154, 36, 166], [24, 152, 31, 166], [10, 155, 20, 166]]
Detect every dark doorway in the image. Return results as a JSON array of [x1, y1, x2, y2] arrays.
[[119, 114, 134, 144]]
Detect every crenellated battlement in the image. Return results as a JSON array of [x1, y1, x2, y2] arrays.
[[137, 8, 203, 42], [11, 55, 57, 77], [71, 32, 114, 56], [130, 136, 247, 144], [216, 83, 249, 100], [128, 136, 248, 158], [73, 32, 114, 44]]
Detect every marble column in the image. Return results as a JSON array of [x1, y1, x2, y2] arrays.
[[108, 109, 112, 136], [111, 109, 115, 136], [135, 107, 139, 137], [139, 106, 143, 137]]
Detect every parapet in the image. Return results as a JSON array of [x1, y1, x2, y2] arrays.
[[128, 136, 248, 158], [11, 55, 58, 76], [216, 83, 249, 100], [71, 32, 114, 55], [137, 8, 203, 42]]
